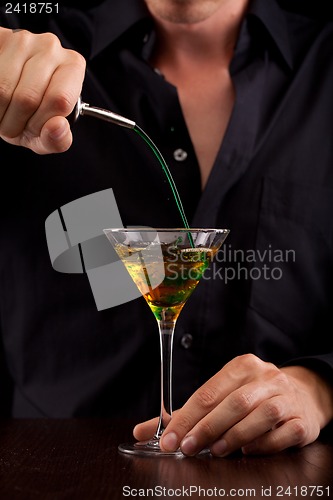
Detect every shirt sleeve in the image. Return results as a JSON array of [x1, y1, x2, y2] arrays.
[[282, 353, 333, 384]]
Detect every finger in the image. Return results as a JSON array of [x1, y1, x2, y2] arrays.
[[241, 418, 313, 455], [133, 408, 181, 441], [133, 417, 160, 441], [160, 356, 279, 453], [179, 380, 287, 456], [209, 395, 287, 457], [2, 49, 84, 139], [26, 50, 85, 137], [13, 115, 73, 154], [0, 29, 32, 122], [0, 53, 63, 138], [159, 379, 226, 453], [40, 115, 73, 153], [0, 29, 85, 148]]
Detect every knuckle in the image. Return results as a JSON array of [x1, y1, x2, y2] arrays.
[[229, 390, 254, 414], [176, 414, 195, 434], [196, 419, 218, 440], [37, 32, 68, 61], [1, 28, 33, 53], [263, 399, 284, 423], [274, 371, 290, 388], [0, 26, 9, 40], [236, 353, 263, 371], [194, 385, 220, 411], [0, 81, 12, 106], [50, 92, 74, 116], [227, 425, 246, 444], [15, 28, 29, 37], [236, 354, 278, 377], [38, 31, 61, 50], [13, 88, 41, 114], [67, 49, 86, 71], [12, 28, 30, 42], [290, 419, 308, 445], [10, 29, 36, 52]]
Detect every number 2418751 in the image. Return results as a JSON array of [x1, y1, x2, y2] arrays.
[[5, 3, 59, 14]]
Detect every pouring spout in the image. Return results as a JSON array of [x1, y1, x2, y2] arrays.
[[72, 95, 136, 129]]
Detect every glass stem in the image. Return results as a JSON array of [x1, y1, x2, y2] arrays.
[[154, 317, 176, 439]]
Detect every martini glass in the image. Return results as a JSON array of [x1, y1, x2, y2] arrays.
[[103, 228, 229, 456]]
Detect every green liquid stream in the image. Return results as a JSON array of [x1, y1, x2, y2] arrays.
[[134, 125, 194, 248]]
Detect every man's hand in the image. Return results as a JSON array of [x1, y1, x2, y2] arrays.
[[134, 354, 333, 456], [0, 27, 86, 154]]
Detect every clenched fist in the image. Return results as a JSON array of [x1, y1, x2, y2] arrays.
[[0, 27, 86, 154]]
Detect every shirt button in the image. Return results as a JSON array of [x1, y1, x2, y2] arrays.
[[180, 334, 193, 349], [173, 148, 188, 162]]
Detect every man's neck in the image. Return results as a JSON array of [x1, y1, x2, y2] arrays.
[[149, 0, 249, 71], [146, 0, 249, 190]]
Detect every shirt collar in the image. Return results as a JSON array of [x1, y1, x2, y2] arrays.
[[87, 0, 149, 59], [86, 0, 293, 69], [247, 0, 294, 69]]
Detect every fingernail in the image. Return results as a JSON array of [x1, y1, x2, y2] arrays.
[[242, 442, 257, 454], [133, 424, 140, 436], [49, 124, 68, 141], [181, 435, 198, 456], [210, 439, 228, 457], [161, 432, 178, 452]]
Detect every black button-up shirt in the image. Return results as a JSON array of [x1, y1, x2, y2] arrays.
[[0, 0, 332, 418]]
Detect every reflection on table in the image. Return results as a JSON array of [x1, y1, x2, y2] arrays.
[[0, 419, 332, 499]]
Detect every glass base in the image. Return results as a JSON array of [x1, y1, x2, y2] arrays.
[[118, 438, 185, 457]]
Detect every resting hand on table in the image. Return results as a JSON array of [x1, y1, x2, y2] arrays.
[[134, 354, 333, 456], [0, 27, 85, 154]]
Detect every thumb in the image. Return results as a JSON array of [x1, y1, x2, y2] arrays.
[[37, 115, 73, 154], [133, 417, 160, 441], [0, 115, 73, 154]]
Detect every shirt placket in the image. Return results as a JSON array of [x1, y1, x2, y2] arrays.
[[192, 53, 267, 228]]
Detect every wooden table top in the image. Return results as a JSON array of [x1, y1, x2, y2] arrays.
[[0, 419, 332, 499]]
